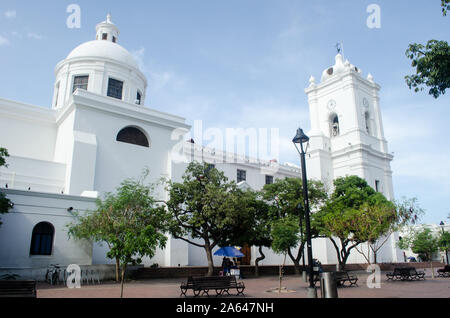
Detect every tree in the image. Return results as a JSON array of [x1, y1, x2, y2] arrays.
[[164, 162, 253, 277], [68, 172, 168, 297], [398, 228, 439, 278], [352, 199, 396, 264], [442, 0, 450, 16], [355, 197, 424, 264], [262, 178, 327, 275], [314, 176, 391, 270], [219, 190, 272, 277], [405, 2, 450, 98], [438, 230, 450, 264], [405, 40, 450, 98], [270, 216, 299, 293], [0, 148, 13, 227]]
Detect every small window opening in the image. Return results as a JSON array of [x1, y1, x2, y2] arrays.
[[73, 75, 89, 93], [237, 169, 247, 183], [330, 114, 340, 137], [266, 175, 274, 185], [30, 222, 54, 256], [365, 112, 371, 135], [107, 78, 124, 100], [136, 91, 142, 105]]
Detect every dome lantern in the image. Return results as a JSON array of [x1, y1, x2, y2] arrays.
[[95, 13, 120, 43]]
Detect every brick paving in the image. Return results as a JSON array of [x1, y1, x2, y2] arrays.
[[36, 268, 450, 298]]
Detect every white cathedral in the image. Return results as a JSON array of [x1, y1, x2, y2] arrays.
[[0, 16, 403, 279]]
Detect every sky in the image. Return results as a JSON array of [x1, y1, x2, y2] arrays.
[[0, 0, 449, 225]]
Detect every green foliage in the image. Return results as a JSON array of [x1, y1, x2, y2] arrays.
[[405, 40, 450, 98], [314, 176, 382, 238], [262, 177, 327, 273], [404, 1, 449, 98], [222, 189, 271, 249], [68, 172, 168, 295], [314, 176, 397, 267], [0, 147, 12, 226], [270, 216, 300, 255], [164, 162, 254, 276], [398, 228, 439, 262], [262, 178, 327, 219], [442, 0, 450, 16], [351, 201, 397, 245], [411, 228, 439, 261], [438, 230, 450, 252], [0, 148, 9, 168]]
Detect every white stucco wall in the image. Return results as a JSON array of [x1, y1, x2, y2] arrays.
[[0, 98, 57, 162], [0, 189, 96, 271]]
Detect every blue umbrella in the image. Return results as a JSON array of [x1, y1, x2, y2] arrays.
[[214, 246, 245, 258]]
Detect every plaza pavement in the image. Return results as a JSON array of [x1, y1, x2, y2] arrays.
[[36, 268, 449, 298]]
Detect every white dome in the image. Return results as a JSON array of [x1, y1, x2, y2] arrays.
[[67, 40, 139, 70]]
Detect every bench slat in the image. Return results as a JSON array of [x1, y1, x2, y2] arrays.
[[180, 276, 245, 297], [0, 281, 36, 298]]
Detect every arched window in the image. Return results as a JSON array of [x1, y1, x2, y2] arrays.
[[30, 222, 54, 256], [116, 127, 150, 148], [330, 114, 340, 137], [365, 112, 371, 135]]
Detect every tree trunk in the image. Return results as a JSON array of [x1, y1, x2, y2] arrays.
[[120, 264, 127, 298], [339, 240, 360, 271], [289, 250, 302, 276], [115, 258, 120, 283], [255, 246, 265, 277], [430, 253, 434, 279], [288, 242, 305, 276], [329, 238, 344, 270], [279, 253, 287, 294], [204, 241, 215, 277]]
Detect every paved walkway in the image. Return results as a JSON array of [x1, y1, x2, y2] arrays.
[[36, 268, 449, 298]]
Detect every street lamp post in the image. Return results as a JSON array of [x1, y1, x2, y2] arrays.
[[440, 221, 448, 265], [298, 203, 307, 282], [293, 128, 317, 298]]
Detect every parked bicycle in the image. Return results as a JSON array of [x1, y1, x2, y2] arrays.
[[45, 264, 61, 285]]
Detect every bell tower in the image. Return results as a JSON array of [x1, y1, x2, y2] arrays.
[[305, 54, 394, 200]]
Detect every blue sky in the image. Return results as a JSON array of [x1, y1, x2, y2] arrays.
[[0, 1, 449, 224]]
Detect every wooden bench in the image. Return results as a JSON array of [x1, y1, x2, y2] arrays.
[[437, 265, 450, 278], [312, 271, 358, 288], [386, 267, 425, 281], [180, 276, 245, 297], [335, 271, 358, 287], [0, 280, 37, 298]]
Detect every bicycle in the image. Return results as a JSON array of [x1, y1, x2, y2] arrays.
[[45, 264, 61, 286]]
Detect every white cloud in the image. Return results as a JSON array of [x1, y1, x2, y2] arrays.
[[27, 33, 43, 40], [0, 35, 10, 46], [4, 10, 16, 19], [131, 48, 146, 71], [393, 153, 450, 193]]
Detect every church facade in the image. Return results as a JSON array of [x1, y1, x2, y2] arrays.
[[0, 16, 402, 279]]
